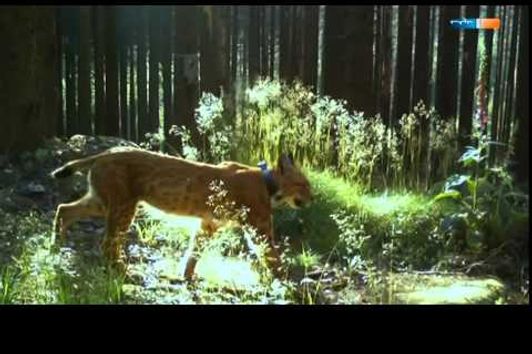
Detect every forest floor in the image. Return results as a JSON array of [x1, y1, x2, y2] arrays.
[[0, 135, 527, 304]]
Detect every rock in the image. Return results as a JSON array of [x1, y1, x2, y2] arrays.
[[0, 192, 37, 211], [122, 284, 145, 298], [65, 135, 140, 161], [0, 168, 18, 186], [320, 277, 335, 287], [126, 270, 146, 285], [319, 289, 339, 304], [24, 182, 46, 195], [34, 148, 51, 164], [300, 277, 317, 286], [394, 276, 506, 304]]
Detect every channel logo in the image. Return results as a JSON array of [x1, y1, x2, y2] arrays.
[[450, 18, 501, 30]]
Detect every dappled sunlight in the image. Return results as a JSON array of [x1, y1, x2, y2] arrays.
[[359, 193, 427, 216], [151, 258, 183, 281], [139, 202, 202, 235], [196, 251, 261, 290], [396, 279, 505, 305], [136, 203, 263, 292]]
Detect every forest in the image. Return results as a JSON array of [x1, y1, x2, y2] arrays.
[[0, 5, 528, 304]]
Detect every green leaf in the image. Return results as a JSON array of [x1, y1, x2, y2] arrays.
[[466, 179, 477, 196], [444, 174, 469, 192], [458, 146, 484, 167], [433, 190, 462, 202]]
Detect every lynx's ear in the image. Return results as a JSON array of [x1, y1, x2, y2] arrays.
[[278, 153, 294, 174]]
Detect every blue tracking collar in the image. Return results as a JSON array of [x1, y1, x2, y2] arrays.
[[258, 161, 279, 197]]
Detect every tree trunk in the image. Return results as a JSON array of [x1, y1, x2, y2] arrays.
[[105, 6, 119, 136], [323, 6, 344, 103], [487, 6, 503, 166], [411, 6, 430, 109], [0, 6, 59, 153], [200, 6, 230, 97], [148, 6, 160, 136], [129, 45, 137, 142], [161, 5, 173, 152], [118, 9, 129, 139], [513, 6, 528, 185], [324, 6, 375, 114], [93, 6, 106, 135], [269, 6, 276, 79], [137, 7, 148, 141], [78, 6, 92, 135], [64, 6, 79, 137], [279, 5, 294, 82], [302, 6, 319, 89], [458, 5, 480, 149], [56, 6, 65, 136], [248, 6, 261, 84], [396, 6, 414, 118], [174, 6, 200, 148], [231, 6, 239, 84], [260, 6, 270, 78]]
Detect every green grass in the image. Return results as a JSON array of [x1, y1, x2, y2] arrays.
[[274, 169, 442, 265], [0, 169, 527, 304]]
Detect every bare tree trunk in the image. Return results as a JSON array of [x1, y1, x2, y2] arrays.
[[396, 6, 415, 118], [513, 6, 528, 184], [105, 6, 119, 136], [457, 5, 479, 150], [93, 6, 106, 135], [260, 6, 270, 78], [64, 6, 79, 137], [436, 6, 460, 120], [137, 7, 148, 141], [118, 9, 129, 139], [78, 6, 92, 135], [302, 6, 319, 89], [174, 6, 200, 148], [199, 6, 230, 97], [248, 6, 261, 84], [161, 5, 173, 152], [0, 6, 59, 153], [129, 45, 137, 142], [57, 6, 65, 137], [411, 6, 430, 109], [148, 6, 161, 136], [279, 5, 294, 82]]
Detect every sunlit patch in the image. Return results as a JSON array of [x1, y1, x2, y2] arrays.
[[396, 279, 505, 305], [359, 193, 427, 216], [139, 202, 202, 235], [195, 251, 261, 290], [152, 258, 182, 281]]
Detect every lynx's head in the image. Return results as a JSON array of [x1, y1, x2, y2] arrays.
[[273, 154, 312, 209]]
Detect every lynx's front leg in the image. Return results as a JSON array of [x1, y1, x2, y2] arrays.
[[248, 213, 283, 277], [183, 218, 220, 281], [53, 193, 104, 244]]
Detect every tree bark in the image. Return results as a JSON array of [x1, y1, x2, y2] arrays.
[[78, 6, 92, 135], [174, 6, 200, 148], [248, 6, 261, 84], [105, 6, 119, 136], [513, 6, 528, 184], [457, 5, 480, 149], [93, 6, 106, 135], [137, 7, 149, 141], [0, 6, 59, 153], [148, 6, 160, 135]]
